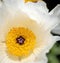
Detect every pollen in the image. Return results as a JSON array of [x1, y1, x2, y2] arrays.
[[25, 0, 38, 3], [6, 27, 36, 58]]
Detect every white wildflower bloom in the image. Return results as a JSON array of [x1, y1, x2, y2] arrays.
[[0, 0, 60, 63]]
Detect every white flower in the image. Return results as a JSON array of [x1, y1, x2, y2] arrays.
[[0, 0, 60, 63]]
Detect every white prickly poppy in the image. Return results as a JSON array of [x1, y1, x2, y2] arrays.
[[0, 0, 60, 63]]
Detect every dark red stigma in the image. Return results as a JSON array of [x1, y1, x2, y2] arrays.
[[16, 36, 25, 45]]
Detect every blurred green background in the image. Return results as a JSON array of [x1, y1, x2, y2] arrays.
[[47, 41, 60, 63]]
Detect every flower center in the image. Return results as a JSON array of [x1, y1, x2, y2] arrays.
[[16, 36, 25, 45], [6, 27, 36, 58]]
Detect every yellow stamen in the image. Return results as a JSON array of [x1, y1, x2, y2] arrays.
[[6, 27, 36, 58], [25, 0, 39, 3]]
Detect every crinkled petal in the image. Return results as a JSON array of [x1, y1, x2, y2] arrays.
[[1, 0, 58, 31], [20, 1, 59, 31], [3, 0, 48, 13], [24, 1, 49, 14], [1, 0, 48, 17], [20, 1, 49, 23], [1, 0, 49, 19]]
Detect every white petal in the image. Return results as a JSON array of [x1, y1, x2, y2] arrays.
[[1, 0, 58, 31], [19, 1, 59, 31], [32, 35, 60, 63], [20, 1, 49, 23], [0, 0, 49, 26], [49, 4, 60, 18], [39, 14, 59, 31], [3, 0, 24, 12], [3, 0, 48, 14], [0, 1, 2, 7], [49, 5, 60, 35], [52, 24, 60, 35], [24, 1, 49, 14], [34, 53, 48, 63], [0, 0, 24, 17], [34, 34, 57, 55], [1, 0, 49, 21]]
